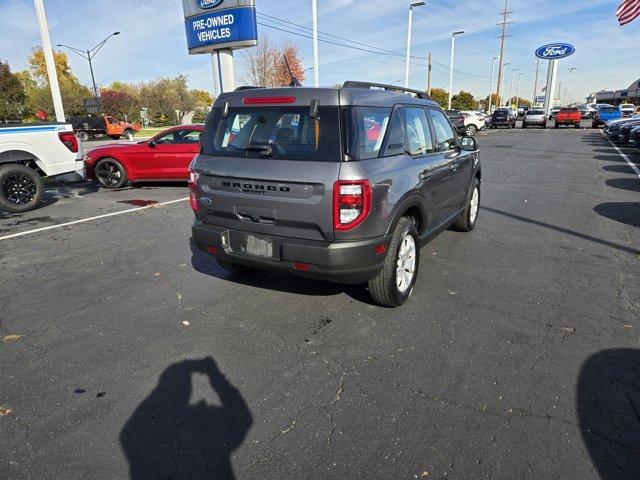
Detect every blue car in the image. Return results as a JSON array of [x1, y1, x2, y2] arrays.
[[592, 106, 621, 128]]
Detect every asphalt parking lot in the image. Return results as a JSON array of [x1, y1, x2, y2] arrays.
[[1, 125, 639, 479]]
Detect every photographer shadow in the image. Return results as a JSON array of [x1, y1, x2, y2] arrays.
[[120, 357, 252, 480]]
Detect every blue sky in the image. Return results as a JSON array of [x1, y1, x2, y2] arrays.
[[1, 0, 638, 103]]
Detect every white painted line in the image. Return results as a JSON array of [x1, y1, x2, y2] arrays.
[[603, 132, 640, 179], [0, 197, 189, 241]]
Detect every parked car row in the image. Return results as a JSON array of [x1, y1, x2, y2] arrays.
[[603, 114, 640, 148]]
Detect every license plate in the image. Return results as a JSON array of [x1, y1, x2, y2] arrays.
[[244, 234, 273, 258]]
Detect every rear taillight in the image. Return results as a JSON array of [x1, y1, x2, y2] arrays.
[[58, 132, 78, 153], [333, 180, 371, 231], [188, 169, 199, 212]]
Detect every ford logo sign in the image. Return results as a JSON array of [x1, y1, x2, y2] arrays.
[[200, 197, 213, 205], [195, 0, 223, 9], [535, 43, 575, 60]]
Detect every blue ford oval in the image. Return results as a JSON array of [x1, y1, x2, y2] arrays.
[[535, 43, 575, 60], [196, 0, 224, 9]]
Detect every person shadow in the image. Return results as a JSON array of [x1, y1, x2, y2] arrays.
[[576, 348, 640, 479], [120, 357, 252, 480]]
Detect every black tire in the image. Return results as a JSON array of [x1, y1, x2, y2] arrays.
[[368, 217, 420, 308], [575, 123, 580, 129], [554, 123, 559, 129], [77, 131, 90, 142], [454, 177, 480, 232], [124, 129, 134, 141], [109, 135, 120, 140], [465, 124, 477, 136], [522, 123, 527, 129], [0, 164, 45, 214], [216, 259, 255, 274], [94, 157, 128, 189]]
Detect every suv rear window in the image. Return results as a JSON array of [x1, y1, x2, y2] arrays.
[[599, 107, 619, 113], [202, 106, 341, 162], [527, 110, 544, 115]]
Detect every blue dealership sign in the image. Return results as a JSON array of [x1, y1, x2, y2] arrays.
[[185, 6, 258, 53], [195, 0, 224, 8], [535, 43, 575, 60]]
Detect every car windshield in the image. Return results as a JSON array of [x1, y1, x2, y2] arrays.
[[202, 106, 341, 162], [528, 110, 544, 115]]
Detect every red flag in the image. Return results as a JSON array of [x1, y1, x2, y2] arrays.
[[617, 0, 640, 26]]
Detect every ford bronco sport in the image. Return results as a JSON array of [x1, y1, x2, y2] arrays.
[[190, 81, 481, 307]]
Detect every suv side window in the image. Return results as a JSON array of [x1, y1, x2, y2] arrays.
[[429, 109, 457, 151], [404, 107, 434, 155], [381, 108, 405, 157]]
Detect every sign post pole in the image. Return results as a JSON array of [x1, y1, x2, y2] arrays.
[[211, 49, 235, 96], [535, 43, 575, 118], [543, 59, 557, 118]]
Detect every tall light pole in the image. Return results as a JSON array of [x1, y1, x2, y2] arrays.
[[500, 62, 510, 106], [404, 1, 426, 88], [311, 0, 319, 87], [447, 30, 465, 109], [565, 67, 577, 106], [488, 55, 500, 112], [533, 57, 540, 105], [57, 32, 120, 98], [33, 0, 65, 122], [509, 67, 519, 106], [515, 72, 525, 108]]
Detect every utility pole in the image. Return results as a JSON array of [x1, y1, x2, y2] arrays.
[[533, 57, 540, 104], [311, 0, 319, 87], [495, 0, 512, 107], [427, 52, 432, 95], [33, 0, 65, 122], [565, 67, 577, 106]]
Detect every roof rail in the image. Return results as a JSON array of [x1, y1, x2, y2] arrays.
[[342, 81, 431, 100], [234, 86, 265, 91]]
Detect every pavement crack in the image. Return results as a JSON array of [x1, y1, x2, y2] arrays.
[[265, 404, 311, 446]]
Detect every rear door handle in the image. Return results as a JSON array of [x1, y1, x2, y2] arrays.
[[419, 169, 432, 180]]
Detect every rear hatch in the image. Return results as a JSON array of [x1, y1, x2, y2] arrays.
[[493, 109, 509, 120], [194, 89, 342, 242]]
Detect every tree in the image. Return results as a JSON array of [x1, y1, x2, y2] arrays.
[[508, 96, 531, 108], [242, 36, 306, 87], [451, 90, 476, 111], [191, 89, 213, 108], [19, 47, 92, 118], [140, 75, 195, 125], [0, 60, 26, 121], [100, 88, 141, 121], [429, 88, 448, 109], [481, 93, 502, 110]]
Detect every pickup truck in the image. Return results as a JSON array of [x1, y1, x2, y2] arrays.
[[0, 123, 84, 213], [554, 107, 581, 128], [68, 115, 141, 142]]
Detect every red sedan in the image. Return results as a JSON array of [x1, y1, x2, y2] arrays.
[[85, 125, 204, 189]]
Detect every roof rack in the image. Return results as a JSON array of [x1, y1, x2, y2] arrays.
[[342, 81, 431, 100]]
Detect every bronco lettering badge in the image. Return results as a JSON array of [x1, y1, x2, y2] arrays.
[[222, 180, 290, 194]]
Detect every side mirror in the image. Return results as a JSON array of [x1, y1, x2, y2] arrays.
[[460, 136, 478, 152], [148, 139, 156, 148]]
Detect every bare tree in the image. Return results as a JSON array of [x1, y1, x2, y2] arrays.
[[241, 36, 306, 87]]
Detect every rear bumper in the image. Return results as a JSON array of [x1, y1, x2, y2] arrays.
[[192, 221, 391, 284], [492, 120, 513, 126]]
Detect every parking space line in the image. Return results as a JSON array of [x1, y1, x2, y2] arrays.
[[603, 132, 640, 179], [0, 197, 189, 241]]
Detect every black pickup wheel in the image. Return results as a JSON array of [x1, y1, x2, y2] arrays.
[[0, 164, 45, 214]]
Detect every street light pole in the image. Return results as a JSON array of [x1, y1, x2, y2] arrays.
[[509, 68, 519, 106], [500, 63, 510, 106], [57, 31, 120, 98], [33, 0, 65, 122], [565, 67, 577, 106], [311, 0, 319, 87], [488, 55, 500, 112], [447, 30, 465, 110], [404, 1, 426, 88], [515, 72, 525, 108]]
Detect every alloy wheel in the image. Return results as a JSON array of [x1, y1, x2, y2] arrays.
[[396, 234, 417, 294], [2, 173, 37, 205]]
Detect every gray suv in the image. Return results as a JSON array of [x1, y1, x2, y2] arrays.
[[190, 81, 481, 307]]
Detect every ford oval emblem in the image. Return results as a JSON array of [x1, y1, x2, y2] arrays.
[[195, 0, 223, 9], [200, 197, 212, 205], [535, 43, 575, 60]]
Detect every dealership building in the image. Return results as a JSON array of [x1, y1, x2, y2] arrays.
[[587, 79, 640, 105]]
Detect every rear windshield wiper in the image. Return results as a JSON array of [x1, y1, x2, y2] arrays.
[[243, 144, 272, 156]]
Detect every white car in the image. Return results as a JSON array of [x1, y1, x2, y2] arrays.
[[0, 123, 84, 213], [620, 104, 636, 117], [460, 111, 486, 136]]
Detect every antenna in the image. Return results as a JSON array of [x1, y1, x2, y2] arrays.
[[284, 54, 301, 87]]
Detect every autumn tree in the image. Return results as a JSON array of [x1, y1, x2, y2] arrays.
[[19, 47, 92, 117], [451, 90, 477, 111], [241, 36, 306, 87], [0, 60, 26, 121], [191, 89, 213, 108], [428, 87, 448, 109], [100, 88, 141, 121], [140, 75, 196, 125]]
